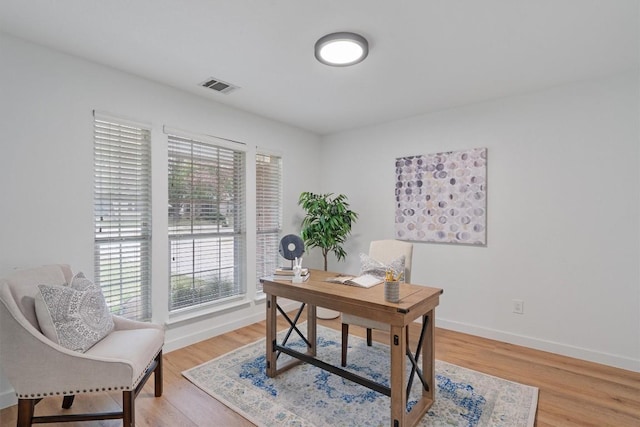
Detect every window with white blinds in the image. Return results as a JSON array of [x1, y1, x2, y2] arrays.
[[256, 153, 283, 291], [94, 114, 152, 321], [168, 133, 246, 311]]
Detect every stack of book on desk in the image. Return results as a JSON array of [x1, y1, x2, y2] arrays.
[[271, 267, 310, 281]]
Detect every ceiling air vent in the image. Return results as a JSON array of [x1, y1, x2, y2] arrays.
[[199, 77, 239, 94]]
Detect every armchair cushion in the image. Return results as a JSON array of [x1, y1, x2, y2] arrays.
[[359, 253, 405, 280], [35, 272, 114, 352]]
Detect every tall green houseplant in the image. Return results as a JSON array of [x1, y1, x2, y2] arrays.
[[298, 192, 358, 271]]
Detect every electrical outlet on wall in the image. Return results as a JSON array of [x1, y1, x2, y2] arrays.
[[513, 299, 524, 314]]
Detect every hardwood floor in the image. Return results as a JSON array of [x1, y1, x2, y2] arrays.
[[2, 311, 639, 426]]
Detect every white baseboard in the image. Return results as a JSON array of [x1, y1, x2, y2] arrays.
[[164, 300, 300, 353], [437, 317, 640, 372]]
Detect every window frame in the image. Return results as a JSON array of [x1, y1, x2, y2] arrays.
[[167, 130, 247, 313], [256, 150, 283, 292], [93, 112, 152, 321]]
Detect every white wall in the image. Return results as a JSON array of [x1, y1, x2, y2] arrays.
[[0, 34, 321, 407], [320, 73, 640, 372]]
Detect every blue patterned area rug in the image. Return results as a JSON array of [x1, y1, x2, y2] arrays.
[[183, 325, 538, 427]]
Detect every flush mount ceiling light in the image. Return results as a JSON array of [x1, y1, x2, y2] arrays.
[[314, 32, 369, 67]]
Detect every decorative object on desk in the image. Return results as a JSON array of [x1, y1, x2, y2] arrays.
[[384, 280, 400, 302], [270, 273, 310, 282], [292, 257, 304, 283], [278, 234, 305, 269], [395, 147, 487, 245], [274, 267, 309, 277], [266, 235, 309, 283], [383, 267, 402, 302], [360, 252, 405, 281], [299, 192, 358, 319], [183, 324, 538, 427]]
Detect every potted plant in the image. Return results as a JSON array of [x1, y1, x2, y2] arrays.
[[299, 192, 358, 319], [298, 192, 358, 271]]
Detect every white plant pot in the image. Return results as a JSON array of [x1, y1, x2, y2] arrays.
[[316, 307, 340, 319]]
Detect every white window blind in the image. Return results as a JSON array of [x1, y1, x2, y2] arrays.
[[168, 133, 246, 311], [256, 153, 283, 291], [93, 114, 152, 321]]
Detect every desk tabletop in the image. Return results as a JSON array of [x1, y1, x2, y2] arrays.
[[262, 269, 443, 326]]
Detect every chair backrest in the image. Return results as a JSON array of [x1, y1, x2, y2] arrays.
[[369, 240, 413, 283], [0, 264, 73, 329]]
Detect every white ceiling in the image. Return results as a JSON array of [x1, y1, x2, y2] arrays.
[[1, 0, 638, 135]]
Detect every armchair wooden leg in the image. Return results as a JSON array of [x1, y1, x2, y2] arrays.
[[122, 390, 134, 427], [17, 399, 35, 427], [366, 328, 373, 346], [154, 351, 163, 397], [61, 395, 75, 409], [341, 323, 349, 367]]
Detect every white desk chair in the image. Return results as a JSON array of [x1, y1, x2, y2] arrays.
[[341, 239, 413, 367]]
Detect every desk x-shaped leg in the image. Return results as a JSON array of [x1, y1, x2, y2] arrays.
[[391, 314, 434, 427], [275, 302, 311, 359], [266, 296, 316, 376], [406, 315, 430, 396]]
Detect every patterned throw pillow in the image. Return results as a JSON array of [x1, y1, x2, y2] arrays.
[[35, 272, 114, 352], [359, 253, 405, 281]]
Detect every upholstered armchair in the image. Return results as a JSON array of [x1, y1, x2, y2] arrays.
[[341, 240, 413, 366], [0, 264, 164, 427]]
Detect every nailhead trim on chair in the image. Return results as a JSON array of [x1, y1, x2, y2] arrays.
[[14, 348, 162, 398], [133, 348, 163, 388], [16, 385, 131, 398]]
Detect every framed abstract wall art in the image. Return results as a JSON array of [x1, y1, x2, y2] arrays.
[[395, 147, 487, 245]]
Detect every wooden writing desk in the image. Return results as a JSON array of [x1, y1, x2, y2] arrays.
[[262, 269, 443, 427]]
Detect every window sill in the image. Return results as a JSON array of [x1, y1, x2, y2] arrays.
[[165, 295, 250, 327]]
